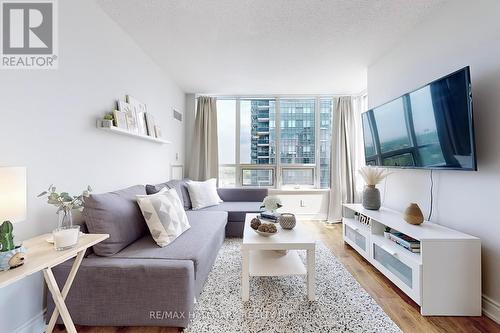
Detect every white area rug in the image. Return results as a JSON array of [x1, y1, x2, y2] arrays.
[[185, 239, 402, 333]]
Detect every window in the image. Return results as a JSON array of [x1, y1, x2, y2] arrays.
[[282, 168, 314, 186], [280, 99, 315, 164], [240, 99, 276, 164], [216, 96, 334, 188], [242, 168, 274, 186]]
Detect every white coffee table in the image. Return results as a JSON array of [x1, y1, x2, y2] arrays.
[[241, 213, 316, 302]]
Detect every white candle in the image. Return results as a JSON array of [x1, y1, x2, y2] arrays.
[[53, 228, 79, 249]]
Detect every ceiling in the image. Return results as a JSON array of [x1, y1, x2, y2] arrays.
[[96, 0, 447, 95]]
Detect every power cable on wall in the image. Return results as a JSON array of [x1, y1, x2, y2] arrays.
[[428, 169, 434, 221]]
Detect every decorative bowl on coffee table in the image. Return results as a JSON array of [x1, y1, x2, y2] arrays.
[[254, 229, 278, 237]]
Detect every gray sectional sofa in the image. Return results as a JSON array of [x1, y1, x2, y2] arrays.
[[47, 180, 267, 329]]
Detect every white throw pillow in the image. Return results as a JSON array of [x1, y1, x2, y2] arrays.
[[136, 188, 191, 247], [186, 178, 223, 210]]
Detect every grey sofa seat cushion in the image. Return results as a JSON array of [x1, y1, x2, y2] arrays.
[[48, 257, 195, 328], [197, 201, 262, 222], [146, 179, 192, 210], [83, 185, 147, 257], [111, 210, 227, 283]]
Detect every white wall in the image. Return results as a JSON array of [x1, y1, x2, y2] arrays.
[[367, 0, 500, 322], [0, 0, 185, 332]]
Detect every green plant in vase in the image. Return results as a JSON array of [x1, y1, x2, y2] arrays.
[[38, 184, 92, 228], [38, 185, 92, 250]]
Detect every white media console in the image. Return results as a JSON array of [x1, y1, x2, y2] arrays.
[[342, 203, 481, 316]]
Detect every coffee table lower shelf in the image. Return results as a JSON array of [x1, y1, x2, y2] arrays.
[[249, 250, 307, 276]]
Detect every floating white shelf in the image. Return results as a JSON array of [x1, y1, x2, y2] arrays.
[[97, 122, 171, 144]]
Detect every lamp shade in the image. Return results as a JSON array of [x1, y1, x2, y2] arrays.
[[0, 167, 27, 223]]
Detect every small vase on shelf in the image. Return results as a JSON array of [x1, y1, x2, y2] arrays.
[[362, 185, 381, 210], [403, 203, 424, 225], [359, 167, 390, 211]]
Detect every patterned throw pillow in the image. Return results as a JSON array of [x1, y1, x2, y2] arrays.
[[136, 188, 191, 247]]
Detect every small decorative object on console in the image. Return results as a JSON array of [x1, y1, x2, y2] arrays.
[[38, 184, 92, 251], [403, 203, 424, 225], [0, 221, 26, 271], [359, 167, 389, 210], [278, 213, 296, 230], [358, 214, 371, 225]]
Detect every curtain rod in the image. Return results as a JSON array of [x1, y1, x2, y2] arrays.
[[195, 93, 365, 99]]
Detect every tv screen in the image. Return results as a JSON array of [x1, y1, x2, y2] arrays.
[[362, 67, 477, 170]]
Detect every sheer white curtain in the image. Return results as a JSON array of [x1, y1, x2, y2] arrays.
[[188, 96, 219, 181], [328, 96, 365, 222]]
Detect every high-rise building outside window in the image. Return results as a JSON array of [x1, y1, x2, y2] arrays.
[[217, 96, 333, 188]]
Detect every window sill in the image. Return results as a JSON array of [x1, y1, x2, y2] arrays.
[[269, 188, 330, 194]]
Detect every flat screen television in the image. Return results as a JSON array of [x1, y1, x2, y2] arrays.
[[362, 67, 477, 170]]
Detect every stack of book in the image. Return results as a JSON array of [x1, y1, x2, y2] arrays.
[[259, 211, 280, 221], [386, 231, 421, 253]]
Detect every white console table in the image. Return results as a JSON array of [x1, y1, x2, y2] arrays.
[[342, 204, 481, 316]]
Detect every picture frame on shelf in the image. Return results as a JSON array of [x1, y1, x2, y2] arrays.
[[113, 110, 128, 129], [145, 113, 156, 137], [118, 100, 138, 134], [127, 95, 148, 136], [154, 125, 162, 139]]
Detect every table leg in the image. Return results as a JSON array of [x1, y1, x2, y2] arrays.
[[307, 247, 316, 301], [242, 248, 250, 302], [44, 250, 85, 333]]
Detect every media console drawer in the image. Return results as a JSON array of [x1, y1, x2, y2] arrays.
[[342, 217, 370, 260], [371, 240, 421, 304]]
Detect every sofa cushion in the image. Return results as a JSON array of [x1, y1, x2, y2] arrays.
[[197, 201, 262, 221], [111, 210, 227, 281], [186, 179, 222, 210], [83, 185, 147, 256], [217, 188, 268, 203], [136, 188, 191, 247], [146, 179, 192, 210]]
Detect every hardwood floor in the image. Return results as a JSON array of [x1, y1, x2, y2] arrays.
[[55, 222, 500, 333]]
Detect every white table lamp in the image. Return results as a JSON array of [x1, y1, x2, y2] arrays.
[[0, 167, 27, 270], [0, 167, 27, 224]]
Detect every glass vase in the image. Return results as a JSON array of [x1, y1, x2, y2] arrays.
[[58, 208, 73, 228], [53, 208, 80, 251]]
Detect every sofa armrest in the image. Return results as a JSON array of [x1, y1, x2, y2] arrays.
[[217, 188, 268, 202], [47, 257, 195, 328]]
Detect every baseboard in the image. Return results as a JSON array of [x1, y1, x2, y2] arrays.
[[483, 294, 500, 324], [13, 310, 46, 333]]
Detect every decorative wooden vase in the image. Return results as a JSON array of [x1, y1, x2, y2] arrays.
[[403, 203, 424, 225]]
